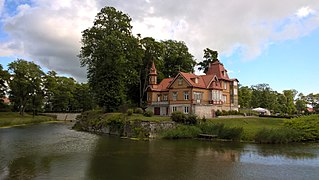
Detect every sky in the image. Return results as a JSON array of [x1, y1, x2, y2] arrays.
[[0, 0, 318, 95]]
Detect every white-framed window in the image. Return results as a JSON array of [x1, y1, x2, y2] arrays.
[[184, 91, 189, 100], [184, 106, 189, 114], [172, 106, 177, 112], [157, 94, 161, 102], [212, 90, 222, 101], [222, 95, 227, 103], [163, 94, 168, 101], [224, 82, 227, 90], [194, 92, 202, 100], [233, 81, 237, 86], [178, 77, 183, 86], [172, 92, 178, 101], [233, 88, 238, 95]]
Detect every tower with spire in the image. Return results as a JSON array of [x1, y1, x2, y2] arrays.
[[149, 61, 158, 88]]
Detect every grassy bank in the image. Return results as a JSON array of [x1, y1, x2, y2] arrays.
[[207, 117, 285, 141], [75, 110, 319, 144], [0, 112, 56, 128]]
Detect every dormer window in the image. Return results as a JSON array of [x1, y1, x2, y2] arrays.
[[195, 78, 198, 83]]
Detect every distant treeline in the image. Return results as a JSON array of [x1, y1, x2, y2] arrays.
[[0, 60, 95, 115], [238, 83, 319, 115]]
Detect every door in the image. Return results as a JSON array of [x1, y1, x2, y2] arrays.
[[154, 107, 160, 115]]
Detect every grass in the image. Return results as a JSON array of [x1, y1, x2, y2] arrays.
[[126, 113, 171, 122], [0, 112, 56, 128], [206, 117, 285, 141]]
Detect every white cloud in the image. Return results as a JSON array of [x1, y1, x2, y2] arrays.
[[1, 0, 101, 82], [1, 0, 319, 81], [296, 6, 315, 18], [0, 0, 4, 15]]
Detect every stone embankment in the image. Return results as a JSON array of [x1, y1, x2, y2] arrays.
[[75, 119, 175, 139]]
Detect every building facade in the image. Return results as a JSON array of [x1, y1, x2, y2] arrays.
[[146, 60, 239, 118]]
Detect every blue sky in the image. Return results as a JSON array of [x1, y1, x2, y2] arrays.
[[1, 0, 319, 95]]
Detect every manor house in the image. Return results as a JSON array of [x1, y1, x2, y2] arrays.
[[146, 60, 239, 118]]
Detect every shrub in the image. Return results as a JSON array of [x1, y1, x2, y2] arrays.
[[284, 114, 319, 141], [198, 122, 243, 141], [215, 110, 222, 116], [161, 125, 202, 139], [171, 111, 186, 123], [143, 110, 154, 117], [199, 123, 224, 135], [219, 127, 243, 141], [185, 113, 198, 125], [134, 108, 144, 114], [105, 114, 126, 134], [201, 116, 207, 123], [127, 109, 133, 116], [254, 128, 301, 144]]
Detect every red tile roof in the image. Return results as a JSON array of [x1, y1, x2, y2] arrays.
[[206, 60, 230, 80], [149, 78, 173, 91], [148, 60, 237, 92]]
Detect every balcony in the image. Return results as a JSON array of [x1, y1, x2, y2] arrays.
[[208, 100, 223, 105], [151, 101, 169, 105]]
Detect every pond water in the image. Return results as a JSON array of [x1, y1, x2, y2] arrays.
[[0, 123, 319, 179]]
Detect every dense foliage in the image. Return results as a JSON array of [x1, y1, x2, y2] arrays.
[[1, 59, 95, 114], [239, 84, 318, 115], [171, 111, 197, 125], [284, 114, 319, 141], [79, 6, 196, 111]]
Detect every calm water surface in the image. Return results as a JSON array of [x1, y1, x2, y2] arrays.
[[0, 123, 319, 180]]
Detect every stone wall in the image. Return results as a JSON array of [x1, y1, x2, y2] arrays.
[[194, 105, 214, 118], [75, 119, 175, 139]]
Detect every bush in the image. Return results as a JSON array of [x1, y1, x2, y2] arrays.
[[284, 114, 319, 141], [254, 128, 301, 144], [134, 108, 144, 114], [127, 109, 133, 116], [199, 123, 224, 135], [161, 125, 202, 139], [215, 110, 222, 116], [185, 113, 198, 125], [171, 111, 186, 123], [198, 122, 243, 141], [219, 127, 243, 141], [143, 110, 154, 117]]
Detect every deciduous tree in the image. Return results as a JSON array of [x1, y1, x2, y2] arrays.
[[8, 59, 44, 116], [198, 48, 218, 73], [80, 6, 141, 112]]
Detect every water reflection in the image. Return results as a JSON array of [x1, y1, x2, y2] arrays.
[[1, 124, 319, 180]]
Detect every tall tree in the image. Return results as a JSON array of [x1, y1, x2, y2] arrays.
[[137, 37, 164, 107], [250, 84, 277, 110], [79, 6, 142, 112], [198, 48, 218, 73], [73, 83, 95, 112], [238, 85, 252, 108], [8, 59, 44, 115], [306, 93, 319, 110], [161, 40, 196, 78], [283, 89, 297, 114], [0, 65, 10, 109]]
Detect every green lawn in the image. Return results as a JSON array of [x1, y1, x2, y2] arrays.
[[0, 112, 55, 128], [207, 117, 285, 141]]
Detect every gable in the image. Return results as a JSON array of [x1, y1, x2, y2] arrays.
[[168, 73, 192, 89]]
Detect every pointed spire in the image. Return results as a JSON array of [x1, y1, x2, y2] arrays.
[[149, 61, 158, 85], [149, 61, 157, 75]]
